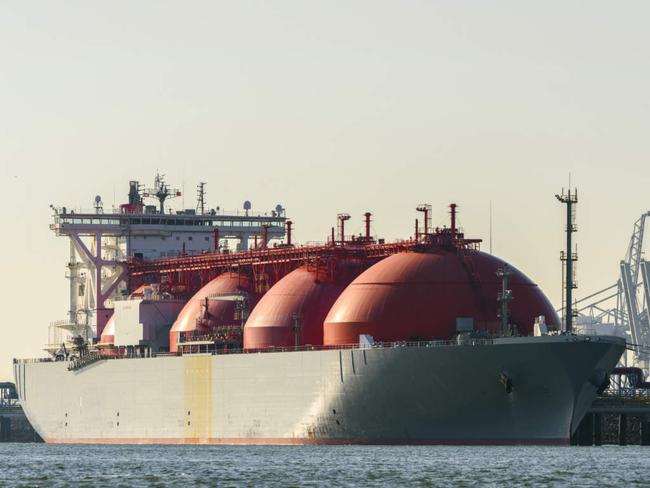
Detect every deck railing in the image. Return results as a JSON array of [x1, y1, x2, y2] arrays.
[[15, 333, 609, 365], [180, 338, 496, 356], [15, 338, 498, 366]]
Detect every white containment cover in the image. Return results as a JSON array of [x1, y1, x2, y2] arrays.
[[113, 299, 186, 351]]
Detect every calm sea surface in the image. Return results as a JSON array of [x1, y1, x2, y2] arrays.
[[0, 444, 648, 487]]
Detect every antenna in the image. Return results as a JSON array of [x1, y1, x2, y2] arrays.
[[489, 200, 493, 254], [243, 200, 252, 216], [196, 182, 207, 215]]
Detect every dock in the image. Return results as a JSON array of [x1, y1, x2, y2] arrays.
[[0, 382, 41, 442], [573, 391, 650, 446]]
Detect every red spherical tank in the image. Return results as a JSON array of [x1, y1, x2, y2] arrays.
[[169, 272, 256, 352], [323, 250, 559, 345], [243, 265, 351, 349]]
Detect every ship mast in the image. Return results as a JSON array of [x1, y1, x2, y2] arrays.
[[556, 188, 578, 334]]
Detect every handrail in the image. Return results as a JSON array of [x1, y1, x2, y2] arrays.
[[49, 319, 78, 327], [600, 389, 650, 400], [67, 351, 102, 371], [16, 338, 497, 364], [16, 334, 611, 365], [14, 357, 53, 364], [52, 207, 286, 220]]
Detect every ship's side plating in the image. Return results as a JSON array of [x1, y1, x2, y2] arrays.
[[15, 335, 624, 445]]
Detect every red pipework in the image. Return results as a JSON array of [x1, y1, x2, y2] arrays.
[[416, 205, 430, 235], [364, 212, 372, 241], [127, 204, 486, 302], [337, 214, 351, 244], [450, 203, 457, 237], [286, 220, 293, 246]]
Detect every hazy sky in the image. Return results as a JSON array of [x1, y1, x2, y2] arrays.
[[1, 1, 649, 381]]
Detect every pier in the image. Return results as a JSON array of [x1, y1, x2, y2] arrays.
[[573, 391, 650, 446], [0, 383, 41, 442]]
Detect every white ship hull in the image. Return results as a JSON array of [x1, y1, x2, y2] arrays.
[[15, 335, 624, 445]]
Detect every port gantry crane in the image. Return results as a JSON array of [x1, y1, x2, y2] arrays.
[[574, 211, 650, 376]]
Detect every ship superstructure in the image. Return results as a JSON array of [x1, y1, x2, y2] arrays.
[[48, 174, 287, 351]]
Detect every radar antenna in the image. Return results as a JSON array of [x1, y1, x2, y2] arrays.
[[143, 173, 181, 214], [93, 195, 103, 214]]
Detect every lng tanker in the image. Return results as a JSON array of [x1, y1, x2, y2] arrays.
[[14, 175, 625, 444]]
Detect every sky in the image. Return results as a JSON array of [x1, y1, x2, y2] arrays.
[[1, 1, 649, 381]]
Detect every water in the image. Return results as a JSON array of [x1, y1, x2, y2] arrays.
[[0, 444, 648, 487]]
